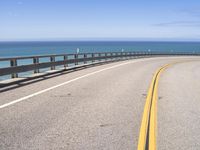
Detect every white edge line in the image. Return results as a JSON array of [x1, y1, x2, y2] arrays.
[[0, 60, 137, 109]]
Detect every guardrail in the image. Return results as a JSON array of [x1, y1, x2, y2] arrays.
[[0, 51, 199, 80]]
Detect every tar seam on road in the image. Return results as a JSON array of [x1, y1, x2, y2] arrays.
[[0, 60, 141, 109], [137, 63, 175, 150]]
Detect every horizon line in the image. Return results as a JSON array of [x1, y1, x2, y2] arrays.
[[1, 40, 200, 43]]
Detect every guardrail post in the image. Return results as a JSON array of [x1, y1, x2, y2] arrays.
[[131, 52, 134, 58], [140, 52, 143, 57], [144, 51, 146, 56], [98, 53, 101, 62], [92, 53, 95, 63], [127, 52, 130, 59], [115, 53, 118, 60], [64, 55, 68, 69], [109, 53, 112, 61], [138, 52, 141, 57], [113, 53, 116, 60], [50, 56, 55, 70], [134, 52, 137, 57], [130, 52, 132, 58], [117, 52, 119, 60], [113, 53, 116, 61], [10, 59, 18, 78], [118, 52, 121, 60], [120, 52, 123, 60], [84, 54, 87, 64], [33, 57, 39, 73], [105, 53, 107, 61], [144, 51, 146, 57], [75, 54, 78, 65]]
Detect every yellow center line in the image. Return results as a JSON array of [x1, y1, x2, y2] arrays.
[[137, 63, 175, 150]]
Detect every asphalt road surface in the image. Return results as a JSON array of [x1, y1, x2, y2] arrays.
[[0, 56, 199, 150]]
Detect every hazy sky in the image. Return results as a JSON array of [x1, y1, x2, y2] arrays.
[[0, 0, 200, 41]]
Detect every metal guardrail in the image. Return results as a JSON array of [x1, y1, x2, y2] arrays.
[[0, 51, 199, 79]]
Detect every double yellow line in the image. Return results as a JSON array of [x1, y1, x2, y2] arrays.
[[137, 63, 173, 150]]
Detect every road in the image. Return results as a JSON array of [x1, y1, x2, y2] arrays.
[[158, 60, 200, 149], [0, 56, 199, 150]]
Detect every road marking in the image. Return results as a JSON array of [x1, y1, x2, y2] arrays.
[[0, 60, 141, 109], [137, 63, 174, 150]]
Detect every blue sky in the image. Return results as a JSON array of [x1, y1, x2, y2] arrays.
[[0, 0, 200, 41]]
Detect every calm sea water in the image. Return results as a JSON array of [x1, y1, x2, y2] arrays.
[[0, 41, 200, 80], [0, 41, 200, 58]]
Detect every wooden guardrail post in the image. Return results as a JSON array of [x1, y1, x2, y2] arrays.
[[129, 52, 131, 58], [138, 52, 141, 57], [75, 54, 78, 65], [124, 52, 126, 59], [113, 53, 117, 61], [131, 52, 134, 58], [98, 53, 101, 62], [140, 52, 142, 57], [105, 53, 107, 61], [113, 53, 116, 60], [10, 59, 18, 78], [117, 52, 120, 60], [92, 53, 95, 63], [116, 52, 119, 60], [50, 56, 55, 70], [64, 55, 68, 69], [120, 52, 123, 60], [110, 53, 113, 61], [33, 57, 39, 73], [127, 52, 130, 59], [84, 54, 87, 64]]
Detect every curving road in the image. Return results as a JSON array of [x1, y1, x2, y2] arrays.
[[0, 56, 199, 150], [158, 60, 200, 150]]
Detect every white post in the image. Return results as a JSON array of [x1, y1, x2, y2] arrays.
[[76, 48, 80, 54]]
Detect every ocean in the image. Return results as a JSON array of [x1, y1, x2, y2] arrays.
[[1, 41, 200, 58], [0, 41, 200, 80]]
